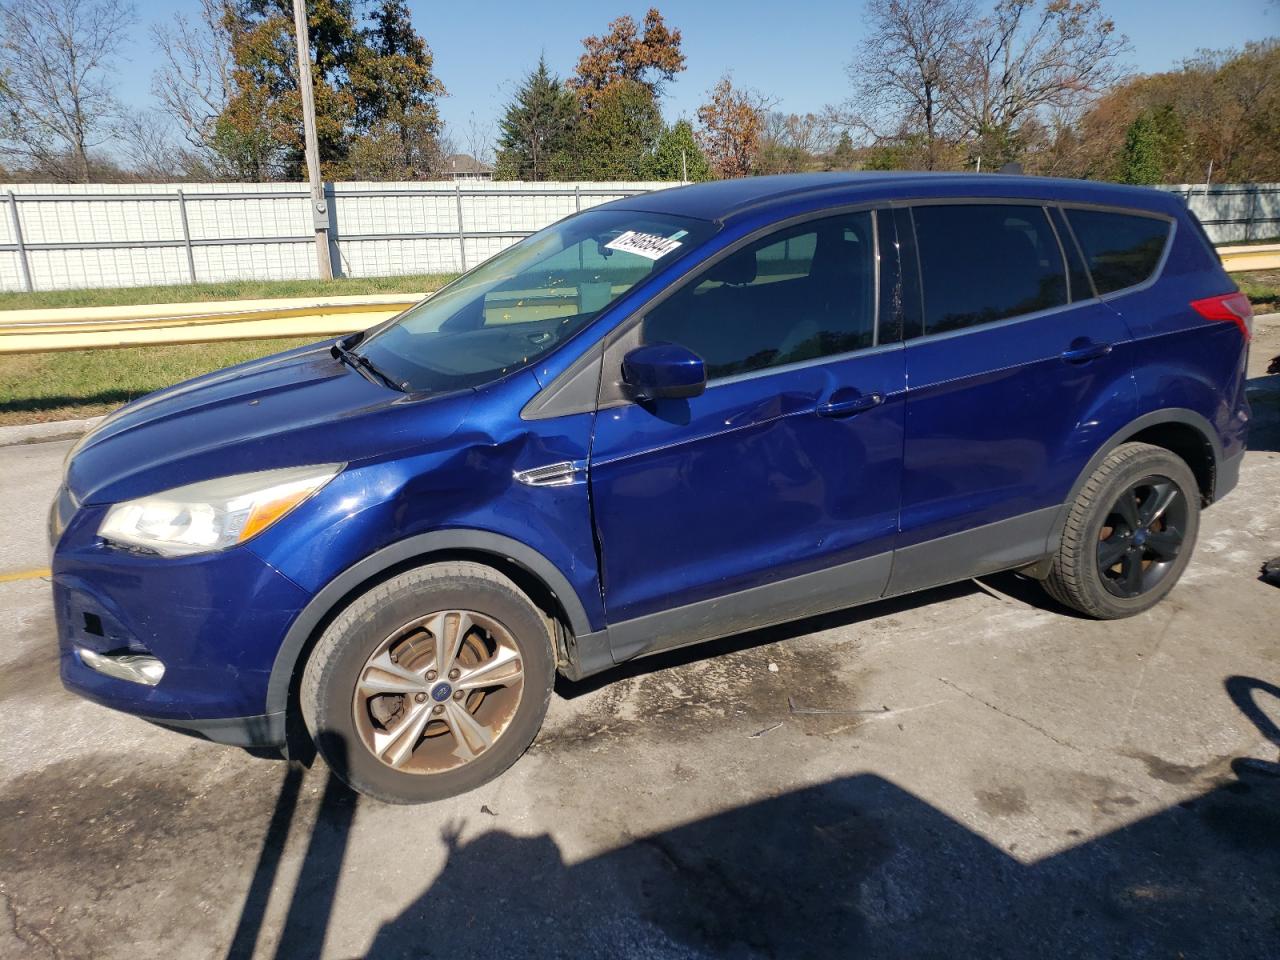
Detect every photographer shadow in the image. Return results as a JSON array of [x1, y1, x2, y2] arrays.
[[356, 676, 1280, 959]]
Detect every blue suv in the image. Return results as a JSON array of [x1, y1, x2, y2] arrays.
[[52, 174, 1252, 802]]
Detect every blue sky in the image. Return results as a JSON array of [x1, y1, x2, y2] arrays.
[[122, 0, 1276, 148]]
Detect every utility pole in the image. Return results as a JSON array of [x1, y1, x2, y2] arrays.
[[292, 0, 333, 280]]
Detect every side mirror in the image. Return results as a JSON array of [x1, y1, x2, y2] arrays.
[[622, 343, 706, 401]]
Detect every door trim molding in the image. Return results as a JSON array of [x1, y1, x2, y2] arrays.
[[573, 504, 1073, 682], [604, 551, 894, 665], [885, 505, 1063, 598]]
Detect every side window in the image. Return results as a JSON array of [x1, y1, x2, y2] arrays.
[[1065, 209, 1172, 295], [912, 204, 1068, 335], [477, 221, 676, 326], [643, 211, 877, 381]]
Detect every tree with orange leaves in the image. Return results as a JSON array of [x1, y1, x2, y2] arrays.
[[569, 8, 685, 112], [696, 75, 773, 179]]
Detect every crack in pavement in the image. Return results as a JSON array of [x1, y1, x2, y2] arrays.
[[937, 677, 1083, 753], [1120, 604, 1180, 740], [0, 885, 62, 960]]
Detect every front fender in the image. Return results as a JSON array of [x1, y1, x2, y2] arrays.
[[262, 528, 598, 720]]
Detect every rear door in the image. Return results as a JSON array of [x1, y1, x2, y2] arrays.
[[588, 209, 907, 660], [887, 201, 1136, 595]]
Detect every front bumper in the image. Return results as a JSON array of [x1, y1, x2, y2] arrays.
[[143, 711, 286, 747], [52, 493, 309, 744]]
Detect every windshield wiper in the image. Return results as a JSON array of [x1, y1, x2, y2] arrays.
[[331, 339, 404, 392]]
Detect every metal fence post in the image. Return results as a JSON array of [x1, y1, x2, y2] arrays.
[[1245, 185, 1259, 243], [176, 189, 197, 284], [574, 184, 581, 212], [455, 181, 467, 272], [6, 191, 32, 292]]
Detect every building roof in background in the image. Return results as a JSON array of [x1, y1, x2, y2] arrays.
[[447, 154, 493, 175]]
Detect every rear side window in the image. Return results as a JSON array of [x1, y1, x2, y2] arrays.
[[1065, 209, 1171, 295], [643, 211, 877, 381], [912, 204, 1068, 335]]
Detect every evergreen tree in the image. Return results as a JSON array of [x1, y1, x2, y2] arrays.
[[575, 78, 664, 180], [648, 120, 712, 181], [828, 132, 857, 170], [494, 57, 578, 181], [1119, 106, 1183, 185], [345, 0, 447, 178]]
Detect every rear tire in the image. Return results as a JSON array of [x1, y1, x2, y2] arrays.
[[301, 561, 556, 804], [1043, 442, 1200, 619]]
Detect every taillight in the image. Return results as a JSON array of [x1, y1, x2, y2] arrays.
[[1191, 291, 1253, 341]]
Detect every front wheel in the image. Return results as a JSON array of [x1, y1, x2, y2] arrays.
[[300, 561, 556, 803], [1043, 442, 1200, 619]]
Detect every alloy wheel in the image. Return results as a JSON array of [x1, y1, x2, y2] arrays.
[[351, 610, 525, 774], [1096, 475, 1188, 599]]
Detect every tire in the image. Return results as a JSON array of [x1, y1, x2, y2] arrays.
[[1043, 442, 1200, 619], [301, 561, 556, 804]]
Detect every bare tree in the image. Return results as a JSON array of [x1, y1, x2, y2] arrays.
[[0, 0, 137, 182], [461, 114, 495, 169], [768, 112, 839, 156], [114, 109, 190, 181], [150, 0, 236, 173], [947, 0, 1129, 167], [755, 111, 840, 173], [841, 0, 1128, 171], [842, 0, 975, 169]]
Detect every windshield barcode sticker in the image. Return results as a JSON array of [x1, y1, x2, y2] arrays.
[[604, 230, 683, 260]]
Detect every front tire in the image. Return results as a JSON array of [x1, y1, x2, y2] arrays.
[[301, 561, 556, 804], [1043, 442, 1200, 619]]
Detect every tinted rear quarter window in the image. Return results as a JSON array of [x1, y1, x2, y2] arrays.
[[1065, 209, 1172, 295], [912, 204, 1068, 335]]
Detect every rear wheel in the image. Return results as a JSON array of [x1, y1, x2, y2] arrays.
[[1044, 442, 1200, 619], [301, 561, 556, 803]]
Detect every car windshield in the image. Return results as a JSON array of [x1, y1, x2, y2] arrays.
[[355, 208, 714, 393]]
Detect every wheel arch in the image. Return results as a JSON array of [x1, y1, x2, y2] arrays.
[[265, 530, 596, 731], [1035, 408, 1223, 575], [1083, 409, 1223, 506]]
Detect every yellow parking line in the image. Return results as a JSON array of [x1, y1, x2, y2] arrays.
[[0, 567, 50, 583]]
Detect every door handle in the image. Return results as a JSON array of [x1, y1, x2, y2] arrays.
[[1061, 339, 1113, 363], [817, 392, 884, 417]]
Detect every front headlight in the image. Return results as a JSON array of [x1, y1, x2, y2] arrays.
[[98, 463, 343, 557]]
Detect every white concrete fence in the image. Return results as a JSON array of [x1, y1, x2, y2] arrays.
[[1155, 183, 1280, 245], [0, 180, 672, 293], [0, 179, 1273, 293]]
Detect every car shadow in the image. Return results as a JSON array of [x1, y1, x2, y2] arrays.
[[554, 578, 982, 699], [553, 566, 1097, 702], [224, 676, 1280, 959]]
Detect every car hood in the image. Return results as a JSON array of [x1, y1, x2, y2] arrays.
[[66, 341, 476, 506]]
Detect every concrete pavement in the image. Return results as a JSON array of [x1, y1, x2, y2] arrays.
[[0, 329, 1277, 958]]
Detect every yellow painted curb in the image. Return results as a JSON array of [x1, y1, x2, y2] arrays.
[[0, 292, 430, 354], [0, 293, 426, 328], [0, 568, 51, 583], [1219, 244, 1280, 273]]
